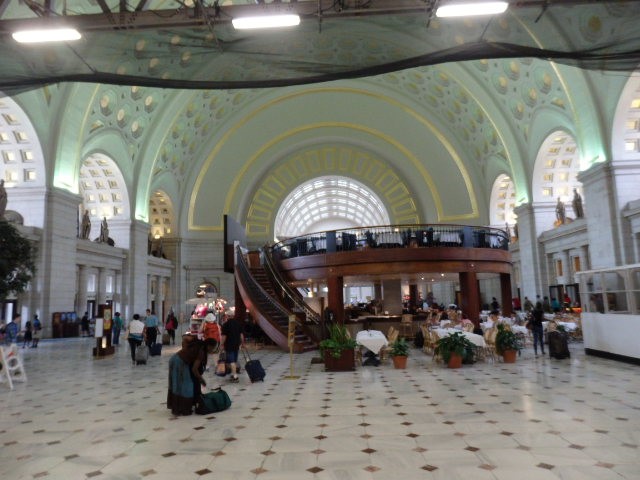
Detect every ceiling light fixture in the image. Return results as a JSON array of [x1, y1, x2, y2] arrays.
[[232, 14, 300, 30], [436, 1, 508, 18], [12, 27, 81, 43]]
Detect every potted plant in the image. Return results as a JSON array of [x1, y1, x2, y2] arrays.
[[434, 331, 475, 368], [320, 323, 357, 371], [495, 323, 522, 363], [390, 337, 410, 369]]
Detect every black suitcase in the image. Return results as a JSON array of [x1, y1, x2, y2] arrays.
[[548, 331, 570, 359], [242, 346, 266, 383], [149, 343, 162, 356]]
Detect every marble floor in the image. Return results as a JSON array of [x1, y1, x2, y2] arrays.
[[1, 337, 639, 480]]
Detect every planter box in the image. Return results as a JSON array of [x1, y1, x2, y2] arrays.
[[324, 348, 356, 371]]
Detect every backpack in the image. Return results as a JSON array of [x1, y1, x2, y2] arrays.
[[34, 319, 42, 331], [203, 321, 221, 343], [196, 388, 232, 414]]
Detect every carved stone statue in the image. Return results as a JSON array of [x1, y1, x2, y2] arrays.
[[99, 216, 109, 243], [555, 197, 566, 225], [0, 179, 7, 219], [80, 210, 91, 239], [572, 188, 584, 219]]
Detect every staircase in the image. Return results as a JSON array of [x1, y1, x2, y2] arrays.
[[234, 248, 318, 353]]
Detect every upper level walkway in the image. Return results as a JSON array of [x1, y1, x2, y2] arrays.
[[268, 224, 513, 323]]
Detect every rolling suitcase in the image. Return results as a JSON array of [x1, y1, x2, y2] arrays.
[[547, 330, 570, 359], [149, 342, 162, 356], [135, 343, 149, 365], [162, 332, 171, 345], [242, 346, 266, 383]]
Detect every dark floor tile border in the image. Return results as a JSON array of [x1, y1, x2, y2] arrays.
[[585, 348, 640, 366]]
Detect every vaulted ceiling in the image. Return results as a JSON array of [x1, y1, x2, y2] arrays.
[[1, 1, 637, 242]]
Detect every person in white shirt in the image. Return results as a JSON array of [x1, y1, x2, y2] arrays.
[[126, 314, 145, 364]]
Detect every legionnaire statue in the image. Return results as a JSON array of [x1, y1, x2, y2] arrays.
[[80, 209, 91, 239], [555, 197, 566, 225], [572, 188, 584, 219]]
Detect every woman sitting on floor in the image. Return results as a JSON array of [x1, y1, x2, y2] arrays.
[[167, 337, 218, 416]]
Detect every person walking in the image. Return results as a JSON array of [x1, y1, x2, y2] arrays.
[[523, 296, 534, 313], [531, 302, 545, 356], [22, 317, 32, 348], [112, 312, 124, 345], [221, 316, 244, 383], [126, 314, 145, 364], [144, 309, 159, 347], [165, 310, 177, 345], [5, 314, 20, 345], [31, 314, 42, 347], [80, 312, 90, 337]]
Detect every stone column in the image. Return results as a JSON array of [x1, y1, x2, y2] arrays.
[[155, 275, 163, 317], [579, 245, 590, 272], [77, 265, 88, 317], [96, 267, 107, 307], [561, 250, 571, 285], [38, 188, 82, 337], [408, 284, 418, 311], [500, 273, 513, 317], [382, 279, 402, 314], [128, 220, 151, 316], [327, 275, 344, 324], [459, 271, 480, 324], [513, 204, 544, 300], [578, 163, 622, 268]]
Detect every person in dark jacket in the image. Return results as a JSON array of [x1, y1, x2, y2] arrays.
[[531, 302, 545, 356], [221, 317, 245, 383]]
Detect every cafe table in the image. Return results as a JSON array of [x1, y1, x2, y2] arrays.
[[356, 329, 388, 354], [435, 328, 486, 348]]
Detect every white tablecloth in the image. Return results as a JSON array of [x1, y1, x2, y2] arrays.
[[356, 330, 388, 353], [543, 321, 578, 332], [435, 328, 486, 348], [511, 325, 529, 335]]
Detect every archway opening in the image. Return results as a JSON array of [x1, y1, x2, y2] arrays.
[[273, 176, 390, 240]]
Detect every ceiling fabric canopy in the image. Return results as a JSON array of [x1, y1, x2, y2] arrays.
[[1, 0, 639, 94]]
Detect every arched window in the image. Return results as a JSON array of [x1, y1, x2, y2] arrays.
[[79, 153, 129, 240], [0, 95, 46, 226], [532, 131, 582, 208], [274, 176, 390, 239], [149, 190, 175, 239], [489, 174, 516, 228]]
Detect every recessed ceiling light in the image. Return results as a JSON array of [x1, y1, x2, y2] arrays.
[[436, 1, 508, 18], [232, 14, 300, 30], [12, 28, 81, 43]]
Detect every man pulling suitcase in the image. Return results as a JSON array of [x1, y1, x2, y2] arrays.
[[221, 316, 244, 383]]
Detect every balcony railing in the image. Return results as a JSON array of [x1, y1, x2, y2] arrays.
[[271, 224, 509, 260]]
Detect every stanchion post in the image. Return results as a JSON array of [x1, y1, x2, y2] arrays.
[[284, 314, 299, 380]]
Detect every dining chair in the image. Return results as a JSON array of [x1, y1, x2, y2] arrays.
[[400, 314, 414, 340], [483, 327, 497, 363], [420, 325, 431, 354], [380, 328, 399, 363]]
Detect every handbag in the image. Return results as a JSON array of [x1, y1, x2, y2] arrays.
[[196, 388, 232, 414], [215, 351, 227, 377], [525, 320, 532, 330]]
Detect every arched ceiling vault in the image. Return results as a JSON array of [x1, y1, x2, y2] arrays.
[[7, 2, 628, 236]]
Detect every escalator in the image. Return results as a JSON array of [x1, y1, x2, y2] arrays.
[[234, 246, 318, 352]]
